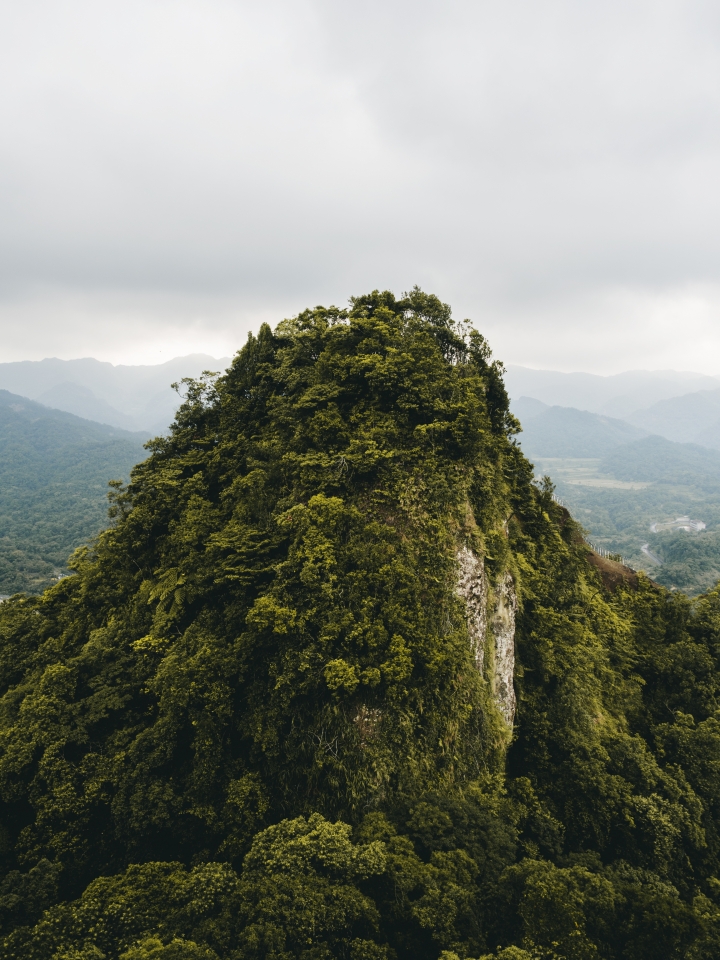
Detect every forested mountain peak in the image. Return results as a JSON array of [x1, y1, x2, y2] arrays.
[[1, 291, 720, 959]]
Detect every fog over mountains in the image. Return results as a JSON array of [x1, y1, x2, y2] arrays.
[[505, 365, 720, 419], [0, 356, 718, 451], [506, 365, 720, 453], [0, 354, 232, 434]]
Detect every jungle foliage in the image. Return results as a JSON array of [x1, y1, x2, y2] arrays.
[[1, 290, 720, 959]]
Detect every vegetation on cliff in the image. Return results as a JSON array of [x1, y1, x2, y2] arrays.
[[1, 290, 720, 958]]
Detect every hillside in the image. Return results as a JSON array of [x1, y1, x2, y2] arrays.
[[35, 382, 138, 432], [601, 434, 720, 485], [509, 396, 548, 423], [1, 292, 720, 959], [0, 389, 148, 595], [625, 388, 720, 448], [516, 404, 647, 457]]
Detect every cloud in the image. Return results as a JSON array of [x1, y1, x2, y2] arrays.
[[1, 0, 720, 370]]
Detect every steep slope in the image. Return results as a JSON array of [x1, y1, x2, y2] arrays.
[[2, 293, 720, 959], [0, 390, 148, 594]]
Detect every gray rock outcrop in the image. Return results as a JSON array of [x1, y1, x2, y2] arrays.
[[490, 571, 517, 726], [455, 545, 488, 673], [456, 547, 517, 727]]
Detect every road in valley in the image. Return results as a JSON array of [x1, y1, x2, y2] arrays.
[[641, 543, 663, 565]]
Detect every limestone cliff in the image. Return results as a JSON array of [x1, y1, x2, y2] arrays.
[[455, 545, 487, 673], [456, 547, 517, 727], [490, 571, 517, 726]]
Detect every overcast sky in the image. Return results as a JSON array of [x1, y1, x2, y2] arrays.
[[2, 0, 720, 373]]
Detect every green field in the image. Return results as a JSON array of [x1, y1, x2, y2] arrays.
[[531, 457, 651, 489]]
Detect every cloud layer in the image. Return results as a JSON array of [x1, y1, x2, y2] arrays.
[[2, 0, 720, 370]]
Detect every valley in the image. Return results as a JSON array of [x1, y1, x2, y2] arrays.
[[511, 372, 720, 595]]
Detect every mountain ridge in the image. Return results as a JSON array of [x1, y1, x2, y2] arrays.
[[505, 363, 720, 419], [515, 404, 648, 457], [0, 387, 150, 439], [0, 353, 232, 433]]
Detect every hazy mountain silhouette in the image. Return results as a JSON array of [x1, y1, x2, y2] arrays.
[[0, 354, 232, 434]]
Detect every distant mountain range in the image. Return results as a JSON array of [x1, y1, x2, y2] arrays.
[[3, 355, 720, 597], [3, 357, 717, 448], [508, 372, 720, 596], [624, 390, 720, 446], [514, 403, 647, 457], [507, 365, 720, 451], [0, 354, 232, 434], [505, 365, 720, 418]]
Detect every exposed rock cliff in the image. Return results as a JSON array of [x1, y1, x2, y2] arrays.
[[456, 547, 517, 728], [455, 545, 487, 673], [490, 571, 517, 726]]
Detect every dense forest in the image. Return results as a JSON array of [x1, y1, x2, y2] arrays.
[[0, 391, 147, 595], [1, 291, 720, 959]]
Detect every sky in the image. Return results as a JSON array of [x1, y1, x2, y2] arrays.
[[2, 0, 720, 373]]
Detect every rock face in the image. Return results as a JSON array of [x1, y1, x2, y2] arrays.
[[455, 545, 488, 673], [456, 547, 517, 727], [490, 571, 517, 727]]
